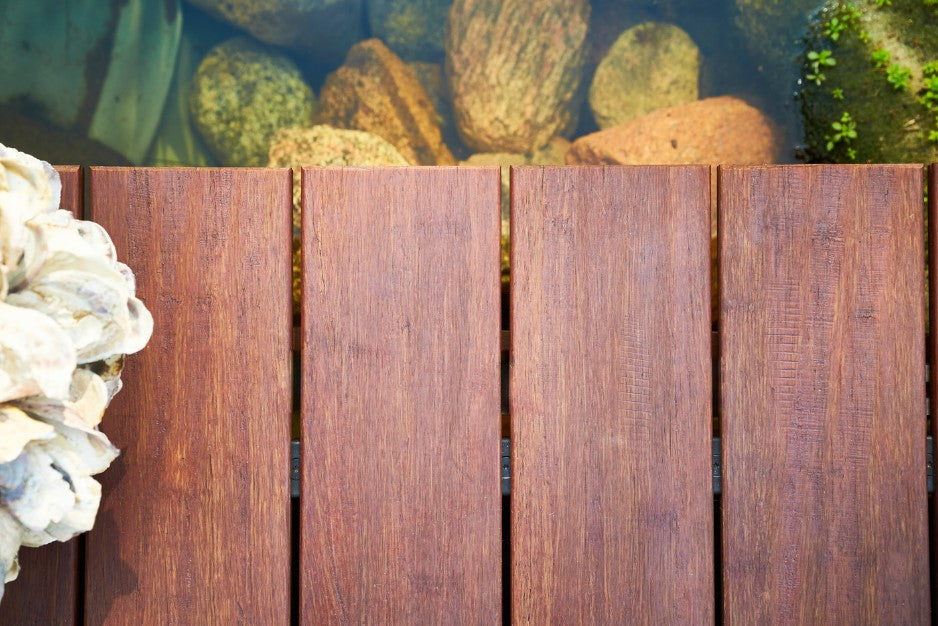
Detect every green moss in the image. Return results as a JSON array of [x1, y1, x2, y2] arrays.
[[800, 0, 938, 162]]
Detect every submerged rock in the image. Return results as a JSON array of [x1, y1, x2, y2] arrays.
[[567, 96, 777, 165], [317, 39, 455, 165], [0, 0, 182, 164], [446, 0, 590, 153], [267, 125, 410, 308], [189, 38, 316, 167], [589, 22, 700, 129], [368, 0, 453, 61], [186, 0, 364, 66], [799, 0, 938, 163]]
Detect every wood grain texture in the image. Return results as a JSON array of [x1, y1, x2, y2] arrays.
[[301, 167, 502, 623], [510, 166, 714, 624], [930, 164, 938, 616], [84, 168, 292, 625], [0, 166, 82, 626], [720, 165, 929, 624]]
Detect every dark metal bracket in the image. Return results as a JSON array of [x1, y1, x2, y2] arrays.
[[289, 435, 935, 499]]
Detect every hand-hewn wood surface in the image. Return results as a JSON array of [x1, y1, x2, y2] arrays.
[[510, 166, 714, 624], [930, 164, 938, 615], [83, 168, 293, 625], [0, 166, 83, 626], [301, 167, 502, 623], [720, 165, 929, 624]]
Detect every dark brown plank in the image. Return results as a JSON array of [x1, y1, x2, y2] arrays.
[[0, 167, 82, 626], [510, 166, 714, 624], [720, 165, 929, 624], [301, 167, 501, 622], [84, 168, 292, 624]]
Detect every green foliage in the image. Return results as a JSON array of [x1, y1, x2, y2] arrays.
[[876, 0, 891, 6], [886, 64, 912, 90], [871, 48, 891, 68], [825, 111, 858, 151], [921, 75, 938, 109], [823, 5, 861, 41], [832, 87, 845, 99], [924, 61, 938, 77], [806, 50, 837, 85]]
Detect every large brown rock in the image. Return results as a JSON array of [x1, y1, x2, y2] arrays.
[[567, 96, 777, 165], [568, 96, 777, 324], [446, 0, 590, 153], [317, 39, 455, 165]]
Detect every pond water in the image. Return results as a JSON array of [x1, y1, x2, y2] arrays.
[[1, 0, 936, 294], [3, 0, 935, 170]]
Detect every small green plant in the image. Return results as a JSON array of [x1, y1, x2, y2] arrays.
[[832, 87, 845, 100], [876, 0, 891, 6], [923, 61, 938, 78], [886, 64, 912, 90], [871, 48, 891, 68], [806, 50, 837, 85], [825, 111, 858, 152], [920, 75, 938, 110], [847, 147, 858, 160], [823, 16, 849, 41]]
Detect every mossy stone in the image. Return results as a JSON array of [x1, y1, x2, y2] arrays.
[[799, 0, 938, 163], [589, 22, 700, 129]]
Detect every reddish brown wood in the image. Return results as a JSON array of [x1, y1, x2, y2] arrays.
[[510, 166, 714, 623], [0, 166, 83, 626], [301, 167, 502, 622], [720, 165, 929, 624], [930, 164, 938, 616], [84, 168, 292, 624]]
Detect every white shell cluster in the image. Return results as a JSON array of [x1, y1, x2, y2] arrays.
[[0, 144, 152, 601]]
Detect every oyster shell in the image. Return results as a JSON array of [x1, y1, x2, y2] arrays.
[[0, 144, 152, 602]]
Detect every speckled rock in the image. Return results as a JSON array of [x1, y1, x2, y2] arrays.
[[368, 0, 452, 61], [446, 0, 590, 153], [189, 38, 316, 167], [589, 22, 700, 129], [185, 0, 363, 65], [567, 96, 777, 165], [268, 125, 410, 308], [317, 39, 455, 165]]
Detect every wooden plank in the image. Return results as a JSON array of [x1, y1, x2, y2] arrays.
[[0, 166, 83, 626], [930, 164, 938, 616], [301, 167, 501, 623], [720, 165, 929, 624], [84, 168, 292, 624], [510, 165, 714, 624]]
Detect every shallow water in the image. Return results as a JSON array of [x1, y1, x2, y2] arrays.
[[0, 0, 934, 168]]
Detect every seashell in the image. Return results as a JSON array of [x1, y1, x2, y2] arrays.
[[0, 143, 152, 603]]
